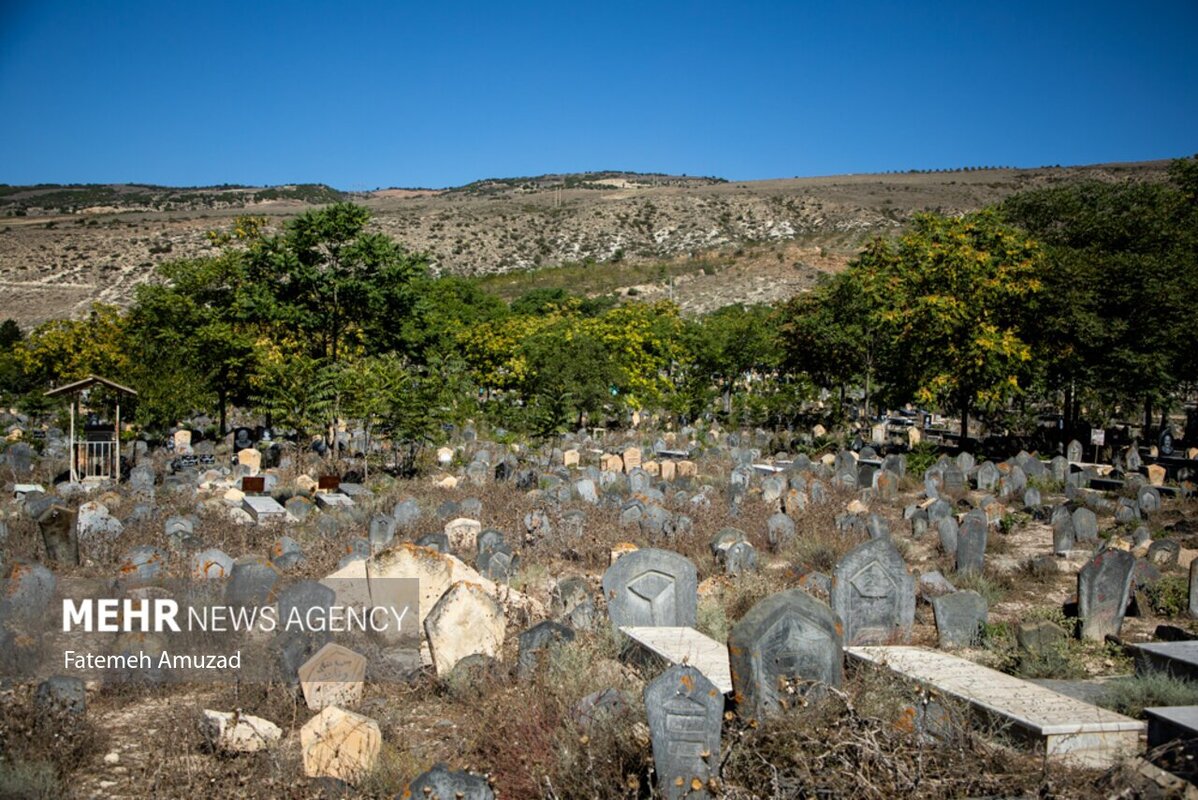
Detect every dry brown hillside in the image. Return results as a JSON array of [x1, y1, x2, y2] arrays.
[[0, 161, 1172, 327]]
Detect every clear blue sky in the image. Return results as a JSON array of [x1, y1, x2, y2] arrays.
[[1, 1, 1195, 189]]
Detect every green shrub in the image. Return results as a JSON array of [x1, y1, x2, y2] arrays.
[[1101, 673, 1198, 718]]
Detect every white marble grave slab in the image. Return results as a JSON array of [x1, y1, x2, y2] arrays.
[[14, 484, 46, 498], [621, 626, 732, 694], [242, 495, 287, 522], [848, 646, 1142, 767], [315, 493, 355, 509]]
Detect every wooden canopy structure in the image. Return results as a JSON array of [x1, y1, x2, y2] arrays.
[[45, 374, 137, 483]]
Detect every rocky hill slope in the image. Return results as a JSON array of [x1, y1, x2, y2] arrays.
[[0, 162, 1171, 327]]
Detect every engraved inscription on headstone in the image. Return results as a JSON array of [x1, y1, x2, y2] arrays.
[[830, 537, 914, 645], [644, 665, 723, 800], [602, 548, 697, 631]]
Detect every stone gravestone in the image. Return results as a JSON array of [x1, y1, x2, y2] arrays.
[[424, 582, 505, 676], [368, 514, 396, 553], [931, 590, 988, 649], [1067, 440, 1083, 463], [406, 764, 494, 800], [1078, 549, 1135, 641], [517, 620, 576, 677], [727, 589, 843, 720], [955, 510, 988, 576], [830, 537, 915, 646], [1051, 505, 1074, 555], [976, 462, 1000, 493], [299, 705, 381, 783], [1072, 507, 1098, 542], [766, 512, 795, 551], [1138, 485, 1161, 515], [36, 502, 78, 565], [644, 664, 723, 800], [298, 642, 367, 710], [602, 548, 698, 631], [937, 517, 959, 556]]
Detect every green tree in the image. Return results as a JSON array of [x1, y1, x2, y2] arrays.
[[857, 212, 1045, 442]]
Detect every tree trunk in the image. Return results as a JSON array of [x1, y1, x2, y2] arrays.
[[1144, 397, 1153, 437], [1063, 382, 1074, 447], [960, 390, 971, 448]]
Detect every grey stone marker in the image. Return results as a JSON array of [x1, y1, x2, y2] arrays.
[[644, 664, 724, 800], [956, 510, 987, 576], [271, 536, 304, 570], [830, 537, 915, 645], [866, 514, 889, 540], [976, 462, 1000, 492], [1078, 549, 1135, 641], [1050, 455, 1069, 483], [1023, 487, 1041, 510], [727, 589, 843, 720], [368, 514, 396, 553], [392, 498, 421, 528], [1147, 539, 1180, 568], [723, 541, 758, 576], [35, 675, 86, 716], [602, 548, 698, 630], [766, 512, 795, 550], [517, 620, 576, 677], [551, 576, 596, 630], [1190, 559, 1198, 619], [119, 545, 167, 584], [1138, 486, 1161, 515], [415, 532, 449, 553], [406, 763, 494, 800], [36, 502, 78, 565], [1067, 440, 1084, 463], [931, 590, 988, 649], [1072, 507, 1098, 542], [225, 557, 280, 608], [937, 517, 959, 556], [1051, 505, 1074, 555]]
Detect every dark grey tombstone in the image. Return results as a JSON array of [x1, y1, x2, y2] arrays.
[[619, 499, 645, 528], [883, 453, 906, 479], [1078, 549, 1135, 641], [830, 537, 915, 645], [976, 462, 1000, 492], [460, 497, 483, 518], [767, 512, 796, 551], [1148, 540, 1180, 568], [629, 468, 652, 495], [480, 546, 517, 582], [560, 509, 586, 538], [941, 464, 967, 497], [1139, 486, 1162, 515], [517, 620, 576, 677], [284, 496, 313, 521], [1072, 507, 1098, 542], [710, 527, 746, 557], [368, 514, 396, 553], [0, 562, 56, 627], [809, 480, 828, 505], [574, 687, 629, 728], [1115, 499, 1139, 526], [1001, 465, 1027, 499], [477, 528, 505, 557], [1190, 559, 1198, 619], [415, 532, 450, 553], [1023, 487, 1042, 510], [955, 510, 987, 576], [937, 517, 959, 556], [1052, 505, 1075, 555], [551, 577, 596, 630], [35, 675, 86, 716], [406, 763, 495, 800], [392, 498, 421, 528], [602, 548, 698, 630], [910, 511, 929, 540], [727, 589, 843, 720], [931, 590, 988, 648], [225, 557, 280, 608], [866, 514, 889, 540], [435, 500, 460, 520], [1050, 455, 1069, 483], [723, 541, 759, 576], [524, 508, 552, 536], [37, 502, 78, 565], [639, 505, 671, 538], [928, 499, 953, 523], [644, 665, 723, 800], [271, 536, 304, 570], [277, 580, 334, 627], [918, 570, 956, 599]]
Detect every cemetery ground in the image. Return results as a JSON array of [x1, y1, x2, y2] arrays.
[[2, 437, 1198, 799]]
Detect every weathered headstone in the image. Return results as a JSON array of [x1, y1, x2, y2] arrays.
[[644, 665, 723, 800], [517, 620, 575, 677], [830, 537, 915, 645], [956, 510, 988, 576], [299, 705, 381, 783], [601, 548, 698, 630], [444, 517, 481, 553], [931, 590, 988, 648], [298, 643, 367, 711], [424, 581, 506, 676], [1072, 507, 1098, 542], [1078, 549, 1135, 641], [405, 764, 495, 800], [1051, 505, 1074, 555], [728, 589, 843, 720]]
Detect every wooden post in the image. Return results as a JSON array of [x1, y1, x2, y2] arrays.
[[115, 398, 121, 479], [69, 396, 77, 483]]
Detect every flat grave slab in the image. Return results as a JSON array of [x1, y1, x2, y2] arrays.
[[1135, 641, 1198, 681], [315, 493, 355, 510], [848, 646, 1142, 768], [654, 449, 691, 459], [751, 464, 786, 474], [339, 483, 373, 499], [14, 484, 46, 498], [620, 626, 733, 694], [242, 495, 287, 522], [1146, 705, 1198, 749]]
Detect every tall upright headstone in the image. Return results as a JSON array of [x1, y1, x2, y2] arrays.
[[644, 665, 723, 800], [830, 537, 915, 645], [1078, 549, 1135, 641]]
